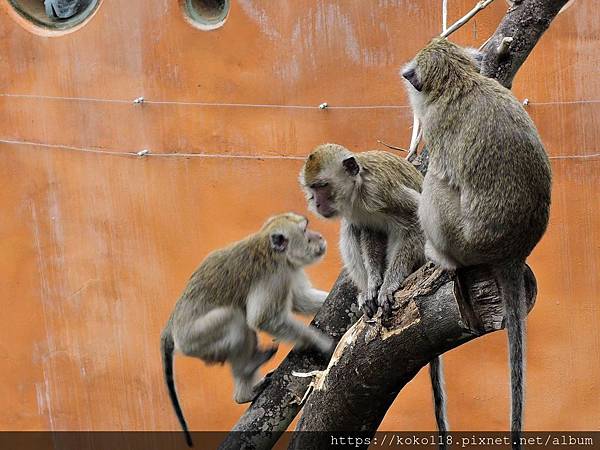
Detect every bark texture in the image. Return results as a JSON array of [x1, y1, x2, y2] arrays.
[[289, 263, 536, 449], [480, 0, 571, 89]]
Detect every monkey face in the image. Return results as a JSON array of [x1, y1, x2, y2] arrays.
[[300, 144, 359, 220], [309, 182, 338, 219], [266, 213, 327, 267], [401, 63, 422, 92]]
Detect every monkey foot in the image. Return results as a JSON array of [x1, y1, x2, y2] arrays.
[[361, 298, 379, 319], [243, 345, 278, 377], [377, 287, 398, 317], [250, 375, 272, 401]]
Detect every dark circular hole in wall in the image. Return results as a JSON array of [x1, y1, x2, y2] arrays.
[[184, 0, 230, 30], [8, 0, 99, 30]]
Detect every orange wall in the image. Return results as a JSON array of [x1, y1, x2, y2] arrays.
[[0, 0, 598, 433]]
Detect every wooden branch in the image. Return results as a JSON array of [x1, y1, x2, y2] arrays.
[[440, 0, 497, 38], [480, 0, 570, 88], [290, 263, 537, 448], [218, 272, 360, 450]]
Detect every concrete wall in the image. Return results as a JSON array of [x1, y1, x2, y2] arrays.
[[0, 0, 598, 432]]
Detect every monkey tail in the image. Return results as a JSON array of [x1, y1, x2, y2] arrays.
[[429, 355, 449, 450], [496, 262, 526, 450], [161, 330, 193, 447]]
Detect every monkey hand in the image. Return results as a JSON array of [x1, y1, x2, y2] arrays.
[[315, 333, 335, 359], [307, 332, 335, 359], [242, 345, 279, 378]]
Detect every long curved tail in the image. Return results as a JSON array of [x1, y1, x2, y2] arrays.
[[161, 330, 193, 447], [496, 263, 526, 450], [429, 355, 448, 449]]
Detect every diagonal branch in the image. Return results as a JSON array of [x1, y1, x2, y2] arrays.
[[480, 0, 570, 88], [289, 264, 537, 448]]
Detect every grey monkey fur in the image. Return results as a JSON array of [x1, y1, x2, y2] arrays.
[[299, 145, 449, 433], [161, 212, 332, 447], [402, 38, 551, 449]]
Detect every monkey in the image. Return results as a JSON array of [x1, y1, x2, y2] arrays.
[[299, 144, 449, 434], [160, 212, 333, 447], [401, 38, 551, 448]]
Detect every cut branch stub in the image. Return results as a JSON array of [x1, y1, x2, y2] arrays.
[[480, 0, 571, 88], [289, 263, 536, 449]]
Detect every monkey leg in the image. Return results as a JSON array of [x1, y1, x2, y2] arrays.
[[176, 307, 247, 361], [425, 240, 460, 271], [419, 174, 465, 269], [229, 337, 278, 404], [340, 220, 369, 291], [177, 308, 276, 366], [340, 221, 379, 317], [177, 307, 277, 403], [377, 239, 414, 315], [359, 228, 387, 318]]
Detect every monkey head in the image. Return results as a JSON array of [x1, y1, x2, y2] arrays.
[[401, 38, 481, 102], [299, 143, 360, 220], [262, 212, 327, 267]]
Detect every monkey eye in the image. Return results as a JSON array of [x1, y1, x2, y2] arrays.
[[310, 182, 328, 189]]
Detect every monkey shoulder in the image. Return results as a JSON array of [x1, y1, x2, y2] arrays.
[[358, 151, 422, 189], [185, 236, 276, 307]]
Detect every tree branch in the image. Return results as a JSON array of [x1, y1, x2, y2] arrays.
[[480, 0, 570, 88], [289, 264, 536, 448], [221, 2, 567, 447]]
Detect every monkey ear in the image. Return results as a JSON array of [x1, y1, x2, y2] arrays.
[[270, 233, 288, 252], [342, 157, 360, 176]]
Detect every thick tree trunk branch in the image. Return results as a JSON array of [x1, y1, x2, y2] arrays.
[[289, 264, 536, 448], [218, 272, 360, 450], [480, 0, 570, 89]]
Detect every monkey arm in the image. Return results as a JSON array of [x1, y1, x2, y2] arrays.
[[359, 228, 387, 316], [246, 286, 332, 354], [377, 233, 424, 313], [256, 312, 332, 355], [290, 272, 329, 315]]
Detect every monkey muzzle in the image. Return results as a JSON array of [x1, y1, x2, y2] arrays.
[[401, 67, 422, 92], [315, 240, 327, 257]]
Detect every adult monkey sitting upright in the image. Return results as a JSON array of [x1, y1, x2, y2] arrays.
[[401, 38, 551, 448], [299, 144, 449, 435]]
